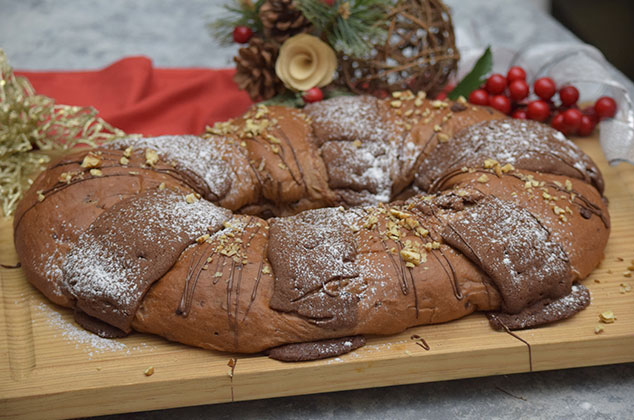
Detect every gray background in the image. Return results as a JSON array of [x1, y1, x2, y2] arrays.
[[1, 0, 633, 418]]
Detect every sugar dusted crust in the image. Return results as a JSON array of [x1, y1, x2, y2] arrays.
[[13, 95, 609, 361]]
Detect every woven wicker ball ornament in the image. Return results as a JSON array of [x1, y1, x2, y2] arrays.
[[339, 0, 459, 97]]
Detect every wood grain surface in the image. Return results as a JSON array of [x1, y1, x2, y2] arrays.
[[1, 136, 633, 420]]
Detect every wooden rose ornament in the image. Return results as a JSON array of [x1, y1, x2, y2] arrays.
[[275, 34, 337, 92]]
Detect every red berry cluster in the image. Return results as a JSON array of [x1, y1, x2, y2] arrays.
[[468, 66, 618, 137]]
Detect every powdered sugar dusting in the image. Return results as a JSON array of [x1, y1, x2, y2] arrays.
[[107, 135, 233, 199], [307, 96, 400, 203], [62, 189, 231, 315], [35, 302, 155, 358], [306, 96, 391, 143], [442, 195, 571, 313]]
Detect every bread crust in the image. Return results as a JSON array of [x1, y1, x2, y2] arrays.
[[14, 96, 609, 358]]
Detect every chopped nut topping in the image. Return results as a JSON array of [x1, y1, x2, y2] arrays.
[[431, 100, 447, 109], [59, 172, 72, 184], [119, 156, 129, 165], [262, 264, 271, 275], [254, 104, 268, 119], [390, 208, 411, 219], [123, 146, 133, 158], [400, 248, 421, 265], [196, 234, 210, 244], [214, 271, 223, 278], [431, 241, 441, 249], [352, 139, 362, 148], [416, 226, 429, 237], [81, 153, 101, 168], [37, 190, 45, 202], [185, 193, 200, 204], [278, 162, 288, 170], [565, 179, 573, 191], [457, 95, 467, 104], [271, 144, 280, 154], [266, 134, 281, 144], [599, 311, 616, 324], [144, 366, 154, 376], [145, 148, 159, 167], [477, 174, 489, 183], [433, 124, 442, 132], [90, 169, 103, 177], [390, 100, 402, 108], [437, 133, 449, 143], [158, 182, 166, 190], [594, 325, 604, 334], [500, 163, 515, 173], [483, 158, 499, 169]]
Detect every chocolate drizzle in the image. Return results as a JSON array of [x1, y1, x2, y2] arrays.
[[442, 195, 572, 313], [62, 189, 231, 333]]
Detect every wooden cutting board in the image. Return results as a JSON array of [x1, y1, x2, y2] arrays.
[[1, 136, 633, 420]]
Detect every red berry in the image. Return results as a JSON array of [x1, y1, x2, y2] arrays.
[[558, 85, 579, 107], [468, 89, 489, 106], [233, 26, 253, 44], [507, 66, 527, 82], [303, 87, 323, 103], [512, 109, 528, 119], [562, 108, 583, 134], [436, 91, 448, 100], [533, 77, 557, 100], [322, 0, 335, 5], [578, 115, 596, 137], [489, 95, 511, 114], [594, 96, 617, 119], [527, 100, 550, 122], [551, 113, 567, 135], [485, 74, 507, 95], [508, 80, 529, 101]]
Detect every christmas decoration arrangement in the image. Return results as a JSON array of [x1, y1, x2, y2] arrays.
[[0, 49, 126, 217], [209, 0, 459, 104]]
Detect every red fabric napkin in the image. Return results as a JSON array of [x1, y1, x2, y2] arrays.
[[16, 56, 254, 136]]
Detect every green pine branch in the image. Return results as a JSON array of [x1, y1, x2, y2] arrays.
[[295, 0, 391, 57], [208, 0, 267, 46]]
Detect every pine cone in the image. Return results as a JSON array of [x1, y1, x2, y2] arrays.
[[234, 37, 285, 101], [259, 0, 312, 44]]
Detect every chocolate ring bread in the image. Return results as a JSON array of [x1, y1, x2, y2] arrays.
[[13, 93, 610, 361]]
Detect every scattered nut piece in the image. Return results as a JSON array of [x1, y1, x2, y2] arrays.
[[352, 139, 362, 148], [262, 264, 271, 275], [158, 182, 166, 190], [433, 124, 442, 132], [196, 234, 210, 244], [594, 325, 604, 334], [120, 156, 129, 165], [37, 190, 45, 202], [477, 174, 489, 183], [599, 311, 616, 324], [564, 179, 573, 191], [400, 249, 421, 266], [144, 366, 154, 376], [145, 148, 159, 167], [390, 100, 402, 108], [437, 133, 449, 143], [59, 172, 73, 184], [185, 193, 200, 204], [90, 169, 103, 177], [123, 146, 133, 158], [81, 153, 101, 168]]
